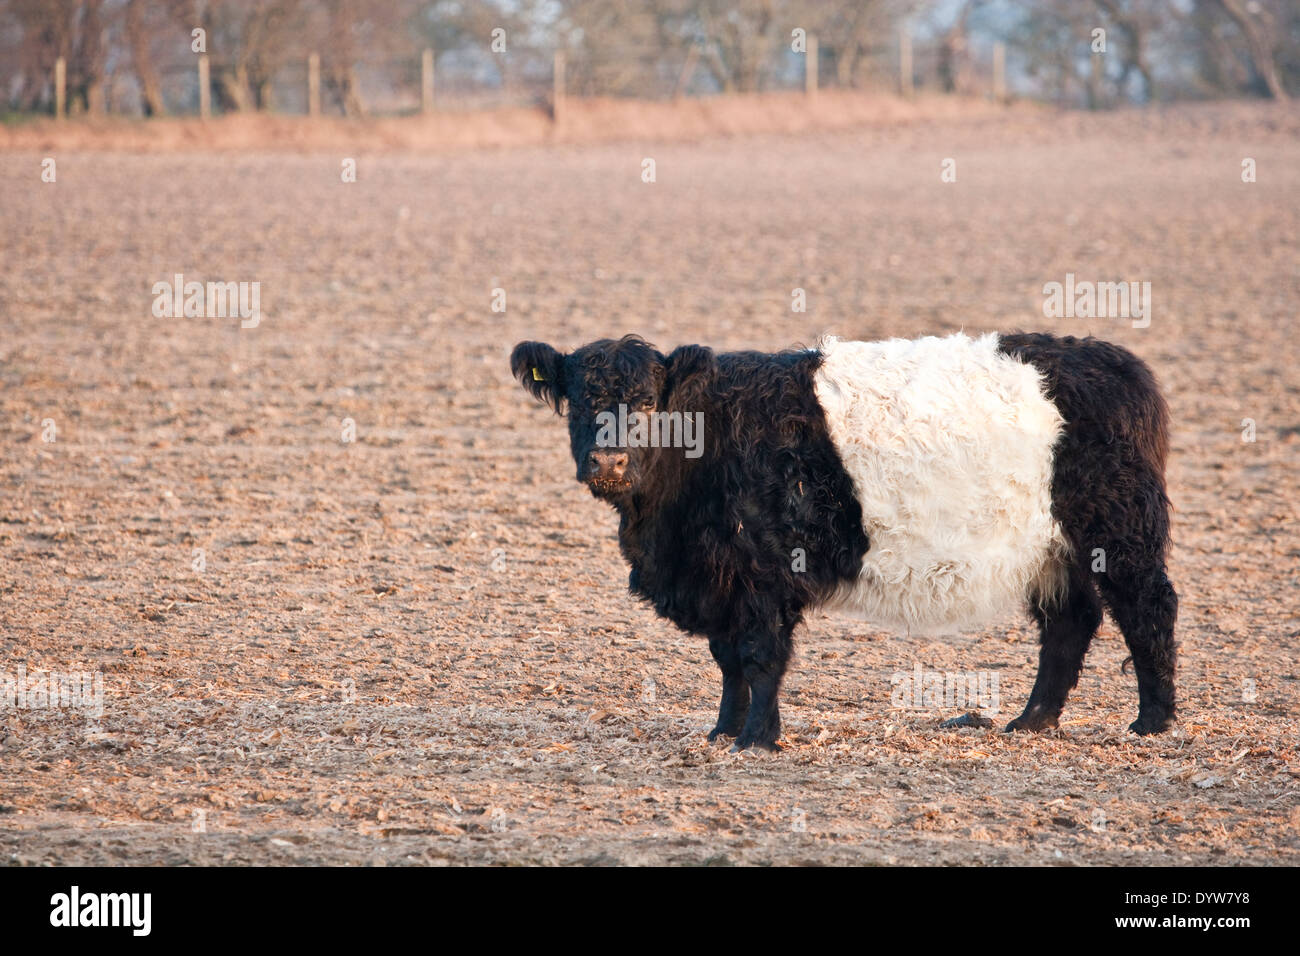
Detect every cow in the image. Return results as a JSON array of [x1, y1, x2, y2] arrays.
[[510, 331, 1178, 752]]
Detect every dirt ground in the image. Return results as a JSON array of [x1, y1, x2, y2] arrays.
[[0, 91, 1007, 155], [1, 101, 1298, 866]]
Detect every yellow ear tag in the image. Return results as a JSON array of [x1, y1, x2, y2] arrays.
[[532, 367, 546, 381]]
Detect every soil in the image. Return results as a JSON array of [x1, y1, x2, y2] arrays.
[[1, 100, 1297, 865]]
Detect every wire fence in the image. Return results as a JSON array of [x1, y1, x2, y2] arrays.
[[33, 32, 1009, 120]]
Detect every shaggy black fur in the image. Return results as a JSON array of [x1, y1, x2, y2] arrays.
[[511, 332, 1178, 750], [997, 333, 1178, 736], [512, 335, 867, 751]]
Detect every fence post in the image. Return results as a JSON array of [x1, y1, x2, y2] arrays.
[[806, 34, 818, 97], [308, 52, 320, 117], [993, 43, 1006, 102], [899, 28, 913, 98], [198, 54, 210, 119], [54, 56, 66, 119], [421, 48, 434, 114], [552, 50, 565, 123]]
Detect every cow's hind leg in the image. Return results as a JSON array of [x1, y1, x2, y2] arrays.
[[1005, 565, 1103, 733], [706, 635, 749, 742], [1090, 471, 1178, 734], [1098, 566, 1178, 735]]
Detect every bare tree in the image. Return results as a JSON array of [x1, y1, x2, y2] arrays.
[[694, 0, 780, 93], [1093, 0, 1156, 101], [1217, 0, 1288, 100], [559, 0, 682, 97], [124, 0, 188, 116], [937, 0, 976, 94], [312, 0, 420, 117], [2, 0, 108, 113], [830, 2, 891, 89], [68, 0, 105, 113], [320, 0, 366, 115], [199, 0, 306, 112]]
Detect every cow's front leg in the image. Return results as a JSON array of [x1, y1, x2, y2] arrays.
[[731, 625, 793, 753], [707, 635, 749, 741]]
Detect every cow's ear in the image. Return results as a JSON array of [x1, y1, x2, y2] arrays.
[[510, 341, 567, 413], [662, 344, 715, 409]]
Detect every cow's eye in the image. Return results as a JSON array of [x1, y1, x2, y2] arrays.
[[637, 398, 654, 411]]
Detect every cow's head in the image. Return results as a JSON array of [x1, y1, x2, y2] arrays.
[[510, 335, 713, 501]]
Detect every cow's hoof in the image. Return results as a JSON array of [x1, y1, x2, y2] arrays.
[[1004, 713, 1058, 733], [940, 712, 993, 730], [1128, 713, 1174, 736], [702, 723, 743, 749], [730, 739, 781, 754]]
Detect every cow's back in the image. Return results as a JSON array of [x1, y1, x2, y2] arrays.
[[812, 332, 1068, 633]]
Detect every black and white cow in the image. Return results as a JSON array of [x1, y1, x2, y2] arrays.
[[510, 331, 1177, 752]]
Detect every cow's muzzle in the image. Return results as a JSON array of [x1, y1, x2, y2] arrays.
[[584, 449, 630, 493]]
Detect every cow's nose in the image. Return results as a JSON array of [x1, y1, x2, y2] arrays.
[[588, 449, 629, 479]]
